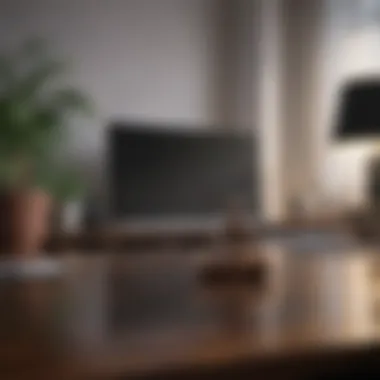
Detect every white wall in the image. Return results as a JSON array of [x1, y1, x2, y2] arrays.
[[275, 0, 380, 212], [256, 0, 285, 220], [281, 0, 325, 214], [319, 0, 380, 208], [0, 0, 221, 198]]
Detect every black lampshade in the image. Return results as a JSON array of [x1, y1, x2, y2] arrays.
[[336, 78, 380, 140]]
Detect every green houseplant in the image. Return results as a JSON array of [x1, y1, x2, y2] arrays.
[[0, 39, 92, 256]]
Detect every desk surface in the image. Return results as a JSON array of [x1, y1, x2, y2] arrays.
[[46, 216, 351, 253], [1, 244, 380, 379]]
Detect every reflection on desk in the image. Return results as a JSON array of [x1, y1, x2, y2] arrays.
[[2, 244, 380, 379]]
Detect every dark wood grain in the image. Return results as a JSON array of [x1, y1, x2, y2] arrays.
[[45, 217, 349, 253], [1, 243, 380, 379]]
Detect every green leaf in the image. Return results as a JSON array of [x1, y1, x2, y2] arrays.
[[50, 88, 93, 115], [15, 59, 65, 101], [34, 160, 86, 201], [0, 38, 94, 193]]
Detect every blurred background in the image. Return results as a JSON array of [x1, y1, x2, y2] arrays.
[[4, 1, 380, 379], [2, 0, 379, 223]]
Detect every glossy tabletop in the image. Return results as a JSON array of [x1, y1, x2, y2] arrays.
[[2, 243, 380, 379]]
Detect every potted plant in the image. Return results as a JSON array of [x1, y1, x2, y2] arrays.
[[0, 39, 92, 256]]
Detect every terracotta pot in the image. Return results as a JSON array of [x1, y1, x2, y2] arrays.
[[0, 189, 52, 256]]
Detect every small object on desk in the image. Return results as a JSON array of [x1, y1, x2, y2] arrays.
[[199, 203, 267, 288], [60, 199, 84, 233], [0, 257, 63, 280], [223, 199, 252, 244], [199, 258, 266, 287]]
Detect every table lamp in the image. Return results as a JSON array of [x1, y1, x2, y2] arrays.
[[335, 77, 380, 210]]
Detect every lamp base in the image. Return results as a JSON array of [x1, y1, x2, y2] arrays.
[[199, 259, 266, 288], [368, 154, 380, 211]]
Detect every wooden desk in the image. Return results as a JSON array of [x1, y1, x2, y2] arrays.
[[46, 217, 350, 253], [1, 244, 379, 379]]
